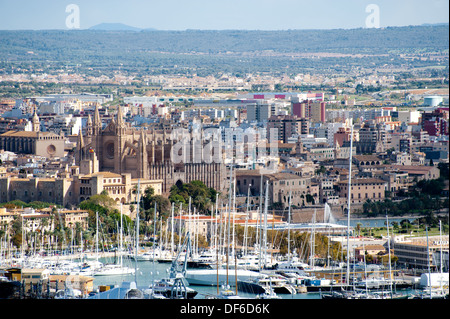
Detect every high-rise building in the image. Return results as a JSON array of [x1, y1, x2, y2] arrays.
[[421, 108, 449, 137], [291, 98, 326, 123], [246, 100, 277, 122], [356, 121, 392, 154], [267, 115, 309, 143]]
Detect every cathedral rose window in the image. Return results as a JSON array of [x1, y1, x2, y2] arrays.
[[106, 142, 115, 159]]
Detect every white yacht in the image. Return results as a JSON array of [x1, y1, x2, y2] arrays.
[[239, 274, 297, 295], [94, 264, 136, 276], [185, 268, 265, 286]]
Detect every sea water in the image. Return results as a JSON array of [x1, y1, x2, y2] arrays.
[[92, 258, 321, 299]]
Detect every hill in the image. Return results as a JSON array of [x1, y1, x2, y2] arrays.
[[0, 25, 447, 76], [88, 23, 144, 31]]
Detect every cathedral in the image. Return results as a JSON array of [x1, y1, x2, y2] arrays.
[[76, 105, 228, 195]]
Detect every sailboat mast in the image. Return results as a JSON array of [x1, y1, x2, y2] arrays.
[[152, 201, 157, 296], [232, 178, 236, 259], [262, 181, 269, 270], [244, 185, 251, 258], [288, 190, 292, 263], [426, 227, 431, 298], [96, 211, 99, 263], [227, 163, 234, 286], [439, 220, 443, 274], [346, 123, 354, 285], [120, 203, 123, 267], [171, 203, 174, 256], [134, 179, 141, 283], [386, 214, 393, 296], [310, 209, 316, 269], [179, 203, 183, 249], [215, 194, 218, 251]]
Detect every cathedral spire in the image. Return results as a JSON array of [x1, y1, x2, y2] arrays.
[[139, 127, 145, 143], [116, 105, 126, 136], [86, 114, 92, 135], [117, 105, 125, 128], [93, 104, 101, 134], [77, 131, 85, 162], [138, 128, 147, 179]]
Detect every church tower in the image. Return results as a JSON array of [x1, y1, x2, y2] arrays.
[[114, 105, 126, 174], [93, 104, 102, 135], [80, 148, 99, 175], [137, 128, 148, 179], [31, 107, 40, 132]]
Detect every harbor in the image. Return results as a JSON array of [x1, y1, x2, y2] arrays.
[[1, 248, 444, 300], [0, 166, 448, 300]]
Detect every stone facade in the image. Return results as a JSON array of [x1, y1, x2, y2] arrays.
[[0, 111, 65, 158], [76, 105, 228, 194]]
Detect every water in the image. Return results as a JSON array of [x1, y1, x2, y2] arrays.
[[336, 217, 417, 228], [93, 258, 321, 299]]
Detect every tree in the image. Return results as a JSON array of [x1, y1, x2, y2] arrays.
[[438, 162, 449, 180], [79, 193, 116, 216], [305, 194, 315, 205], [169, 180, 217, 214]]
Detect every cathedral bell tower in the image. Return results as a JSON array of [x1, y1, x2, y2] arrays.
[[31, 107, 40, 132], [137, 128, 148, 179], [114, 105, 126, 174]]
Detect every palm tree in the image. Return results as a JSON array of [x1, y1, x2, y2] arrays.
[[356, 222, 362, 237]]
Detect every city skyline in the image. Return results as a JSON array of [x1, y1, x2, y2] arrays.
[[0, 0, 448, 31]]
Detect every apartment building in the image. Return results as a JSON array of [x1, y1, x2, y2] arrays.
[[291, 98, 326, 123], [393, 235, 449, 270], [267, 115, 308, 143]]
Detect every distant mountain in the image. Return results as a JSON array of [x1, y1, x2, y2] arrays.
[[88, 23, 146, 31], [421, 22, 449, 27]]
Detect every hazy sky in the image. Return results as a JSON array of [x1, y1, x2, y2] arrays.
[[0, 0, 448, 30]]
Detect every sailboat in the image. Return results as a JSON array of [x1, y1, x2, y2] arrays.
[[321, 124, 354, 300], [145, 233, 198, 299], [185, 165, 264, 288], [94, 205, 135, 276]]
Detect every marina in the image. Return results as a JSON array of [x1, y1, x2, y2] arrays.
[[1, 250, 442, 300], [0, 153, 448, 300]]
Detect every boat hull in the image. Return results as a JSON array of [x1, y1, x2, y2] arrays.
[[185, 269, 263, 287]]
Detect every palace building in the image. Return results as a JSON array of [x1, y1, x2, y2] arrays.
[[0, 110, 65, 158]]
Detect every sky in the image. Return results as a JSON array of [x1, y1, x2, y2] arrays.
[[0, 0, 448, 30]]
